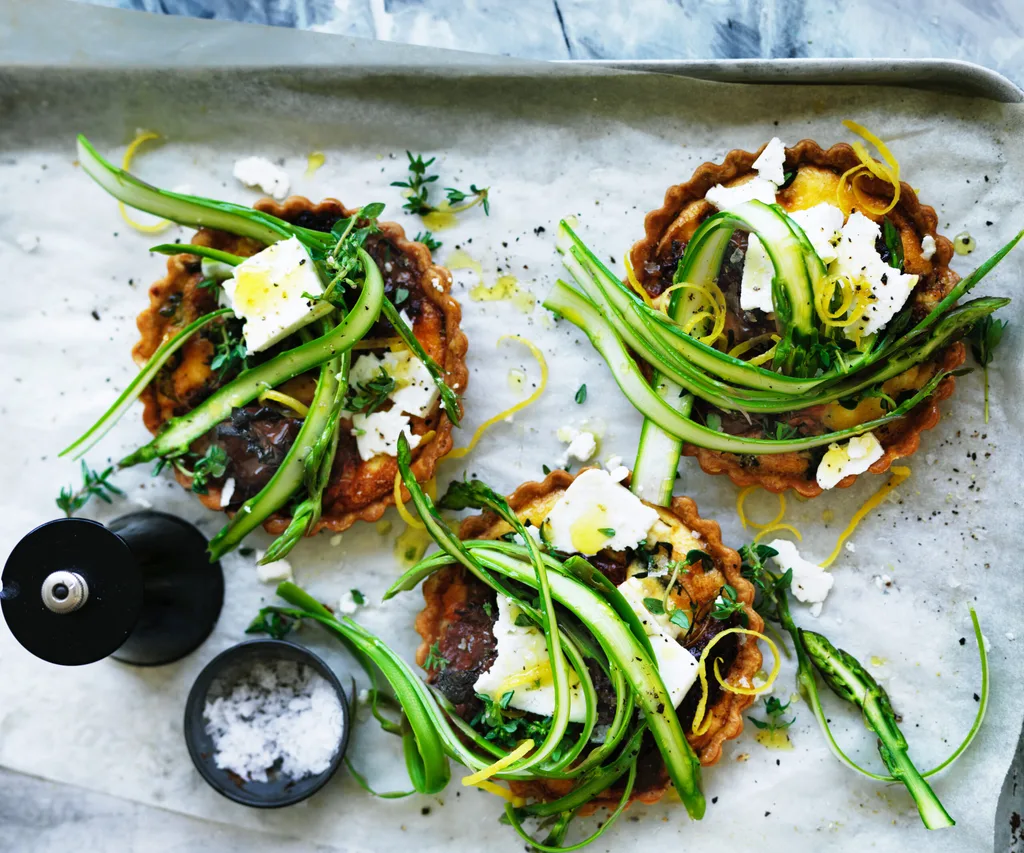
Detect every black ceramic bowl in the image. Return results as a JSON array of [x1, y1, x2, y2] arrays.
[[184, 638, 350, 808]]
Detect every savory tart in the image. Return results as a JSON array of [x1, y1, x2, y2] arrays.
[[414, 468, 763, 809], [65, 137, 468, 560], [546, 127, 1012, 499], [135, 197, 468, 535]]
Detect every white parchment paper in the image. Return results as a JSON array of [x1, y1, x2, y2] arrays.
[[0, 49, 1021, 853]]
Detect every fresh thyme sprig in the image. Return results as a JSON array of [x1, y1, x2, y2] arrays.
[[56, 460, 123, 517], [345, 368, 397, 414], [748, 696, 795, 734], [392, 152, 491, 217], [710, 583, 747, 623], [968, 315, 1007, 423], [182, 444, 228, 495], [391, 152, 439, 216], [209, 325, 247, 380], [414, 231, 443, 252], [423, 641, 449, 671]]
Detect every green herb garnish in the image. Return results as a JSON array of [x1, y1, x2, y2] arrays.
[[188, 444, 228, 495], [345, 368, 397, 414], [423, 641, 449, 671], [414, 231, 443, 252], [642, 597, 666, 615], [56, 460, 123, 517], [710, 583, 747, 624], [574, 384, 587, 404], [391, 152, 438, 216], [748, 696, 795, 734], [968, 315, 1007, 423]]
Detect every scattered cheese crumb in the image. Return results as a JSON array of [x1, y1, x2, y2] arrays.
[[844, 541, 856, 554], [254, 551, 293, 584], [337, 590, 363, 615], [203, 660, 344, 782], [816, 433, 884, 490], [874, 574, 895, 592], [233, 156, 290, 200], [329, 534, 343, 546], [767, 540, 834, 616], [920, 234, 937, 261], [220, 477, 236, 508], [1006, 632, 1016, 642]]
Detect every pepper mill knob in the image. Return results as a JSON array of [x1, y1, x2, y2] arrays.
[[2, 511, 224, 667]]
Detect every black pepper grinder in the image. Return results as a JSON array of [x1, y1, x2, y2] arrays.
[[1, 510, 223, 666]]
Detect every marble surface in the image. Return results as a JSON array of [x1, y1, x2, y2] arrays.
[[4, 2, 1022, 852], [73, 0, 1024, 86]]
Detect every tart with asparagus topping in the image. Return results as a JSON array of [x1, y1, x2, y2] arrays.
[[415, 467, 764, 809], [63, 137, 467, 561], [545, 125, 1018, 499]]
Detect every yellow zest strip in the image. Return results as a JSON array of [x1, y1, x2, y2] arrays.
[[472, 780, 527, 808], [392, 466, 436, 530], [747, 344, 778, 367], [713, 629, 781, 696], [837, 120, 901, 216], [682, 311, 715, 336], [728, 334, 775, 360], [692, 628, 778, 735], [447, 335, 548, 461], [463, 739, 535, 787], [352, 337, 405, 351], [736, 487, 786, 531], [257, 389, 309, 417], [119, 132, 172, 234], [753, 522, 803, 544], [623, 253, 656, 308], [822, 466, 911, 567]]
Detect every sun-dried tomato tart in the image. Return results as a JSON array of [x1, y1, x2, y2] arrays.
[[547, 127, 1012, 499], [414, 468, 764, 811], [134, 197, 468, 542]]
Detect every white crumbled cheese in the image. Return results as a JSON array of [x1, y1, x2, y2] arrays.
[[201, 257, 236, 282], [203, 660, 344, 782], [15, 233, 39, 253], [233, 156, 290, 200], [767, 540, 834, 617], [920, 234, 937, 261], [831, 211, 919, 337], [254, 552, 293, 584], [352, 408, 421, 461], [604, 455, 623, 471], [816, 432, 885, 490], [705, 176, 777, 211], [874, 574, 895, 592], [616, 577, 699, 706], [788, 203, 845, 265], [337, 590, 363, 615], [751, 137, 787, 185], [221, 237, 332, 354], [607, 466, 630, 483], [474, 596, 588, 722], [982, 634, 991, 653], [1007, 632, 1016, 641], [845, 541, 856, 553], [739, 234, 775, 313], [130, 492, 154, 510], [556, 426, 598, 466], [329, 534, 343, 547], [544, 468, 659, 555], [219, 478, 236, 508], [347, 350, 439, 419]]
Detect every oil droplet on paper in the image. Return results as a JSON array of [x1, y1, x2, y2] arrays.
[[471, 275, 536, 313], [423, 202, 458, 231], [755, 729, 794, 750], [396, 524, 431, 567], [305, 151, 325, 177], [508, 368, 526, 392], [448, 249, 484, 283], [953, 231, 975, 255]]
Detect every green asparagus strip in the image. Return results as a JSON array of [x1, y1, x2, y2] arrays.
[[800, 629, 955, 830], [148, 244, 245, 266], [59, 308, 233, 460]]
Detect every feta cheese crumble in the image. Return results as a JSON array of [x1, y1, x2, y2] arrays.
[[254, 551, 293, 584], [15, 233, 39, 253], [816, 432, 885, 490], [920, 234, 937, 261], [222, 237, 333, 354], [544, 468, 659, 555], [556, 425, 598, 466], [337, 590, 364, 616], [348, 350, 439, 419], [219, 477, 236, 508], [203, 660, 344, 782], [739, 235, 775, 313], [788, 203, 845, 265], [767, 539, 834, 617], [233, 156, 290, 200], [751, 137, 787, 185], [831, 212, 919, 337], [474, 596, 588, 722], [352, 408, 421, 461], [706, 136, 786, 213]]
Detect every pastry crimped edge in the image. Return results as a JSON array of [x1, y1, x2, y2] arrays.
[[133, 195, 469, 535], [414, 469, 764, 811], [628, 140, 965, 497]]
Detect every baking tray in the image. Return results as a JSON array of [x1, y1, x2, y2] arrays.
[[0, 2, 1021, 852]]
